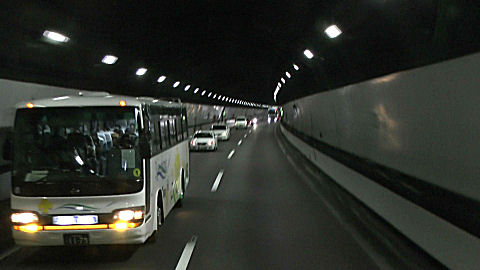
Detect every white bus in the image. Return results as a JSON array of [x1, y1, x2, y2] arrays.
[[8, 95, 189, 246]]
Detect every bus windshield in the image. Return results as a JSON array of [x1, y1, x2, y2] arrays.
[[12, 106, 143, 197]]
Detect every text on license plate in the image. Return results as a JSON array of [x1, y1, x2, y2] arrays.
[[53, 215, 98, 225]]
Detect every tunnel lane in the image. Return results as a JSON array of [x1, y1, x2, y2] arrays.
[[0, 123, 401, 269]]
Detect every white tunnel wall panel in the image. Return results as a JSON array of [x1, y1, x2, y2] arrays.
[[280, 125, 480, 270], [283, 52, 480, 201]]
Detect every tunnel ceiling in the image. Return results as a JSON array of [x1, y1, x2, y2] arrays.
[[0, 1, 479, 106]]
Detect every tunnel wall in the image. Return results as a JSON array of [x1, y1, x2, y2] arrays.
[[280, 52, 480, 270], [0, 78, 264, 201]]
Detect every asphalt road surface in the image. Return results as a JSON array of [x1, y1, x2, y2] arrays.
[[0, 122, 443, 270]]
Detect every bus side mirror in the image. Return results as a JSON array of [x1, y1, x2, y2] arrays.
[[139, 132, 151, 158], [2, 131, 12, 161]]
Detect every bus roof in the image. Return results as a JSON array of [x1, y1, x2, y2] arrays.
[[15, 94, 183, 109]]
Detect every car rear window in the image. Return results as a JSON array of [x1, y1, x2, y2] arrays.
[[212, 125, 227, 130], [194, 133, 213, 138]]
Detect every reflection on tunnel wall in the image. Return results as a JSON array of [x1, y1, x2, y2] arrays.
[[281, 52, 480, 269], [283, 52, 480, 201]]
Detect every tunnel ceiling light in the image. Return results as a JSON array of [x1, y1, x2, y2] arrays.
[[101, 55, 118, 65], [278, 83, 282, 88], [194, 88, 199, 94], [325, 25, 342, 39], [293, 64, 299, 70], [304, 49, 314, 59], [136, 68, 147, 76], [213, 94, 217, 99], [43, 30, 69, 42], [157, 75, 166, 83], [286, 72, 291, 78], [218, 95, 222, 100], [173, 81, 180, 88], [201, 90, 206, 96], [184, 85, 191, 91], [208, 92, 212, 97], [281, 78, 285, 84]]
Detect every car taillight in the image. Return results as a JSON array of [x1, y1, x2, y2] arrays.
[[209, 141, 214, 145]]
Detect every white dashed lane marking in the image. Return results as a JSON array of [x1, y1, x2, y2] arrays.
[[175, 235, 198, 270], [227, 149, 235, 159], [211, 170, 224, 192]]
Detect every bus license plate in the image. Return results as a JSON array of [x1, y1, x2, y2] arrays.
[[53, 215, 98, 225], [64, 234, 89, 246]]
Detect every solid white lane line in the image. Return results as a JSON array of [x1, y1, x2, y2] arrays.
[[238, 140, 242, 146], [211, 170, 224, 192], [227, 149, 235, 159], [0, 246, 20, 262], [175, 235, 198, 270]]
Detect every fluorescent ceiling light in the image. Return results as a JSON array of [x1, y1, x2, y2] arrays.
[[293, 64, 299, 70], [213, 94, 217, 99], [208, 92, 212, 97], [201, 90, 206, 96], [304, 49, 314, 59], [281, 78, 285, 84], [184, 85, 191, 91], [136, 68, 147, 76], [101, 55, 118, 65], [43, 30, 69, 42], [194, 88, 199, 94], [173, 81, 180, 88], [325, 25, 342, 38], [286, 72, 291, 78], [157, 76, 166, 83]]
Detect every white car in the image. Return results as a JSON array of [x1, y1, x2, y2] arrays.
[[190, 131, 217, 151], [211, 124, 230, 140], [235, 116, 248, 129], [226, 118, 236, 128]]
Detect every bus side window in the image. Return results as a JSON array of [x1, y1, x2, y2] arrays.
[[169, 119, 176, 144], [167, 120, 173, 147], [161, 120, 169, 149], [182, 116, 188, 139], [157, 120, 163, 150], [176, 117, 183, 142], [152, 120, 161, 154]]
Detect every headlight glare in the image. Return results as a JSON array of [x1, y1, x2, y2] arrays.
[[11, 212, 38, 224], [117, 210, 135, 221]]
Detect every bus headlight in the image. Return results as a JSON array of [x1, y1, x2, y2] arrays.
[[11, 212, 38, 224], [113, 208, 144, 221]]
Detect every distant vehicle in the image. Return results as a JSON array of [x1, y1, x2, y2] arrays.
[[268, 107, 280, 123], [211, 124, 230, 140], [225, 118, 236, 128], [190, 131, 217, 151], [248, 117, 258, 126], [235, 116, 248, 129], [7, 95, 189, 246]]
